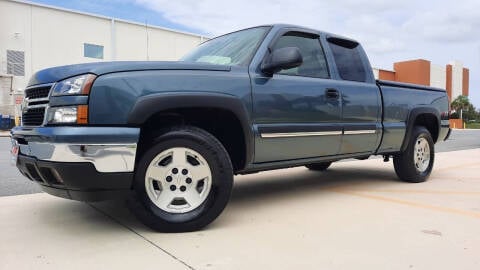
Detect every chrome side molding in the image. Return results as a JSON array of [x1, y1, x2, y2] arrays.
[[261, 129, 376, 138], [343, 130, 377, 135], [260, 131, 343, 138]]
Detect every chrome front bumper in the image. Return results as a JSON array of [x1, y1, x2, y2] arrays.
[[11, 126, 140, 173]]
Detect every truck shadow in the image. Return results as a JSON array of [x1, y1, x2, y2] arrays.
[[82, 165, 400, 232], [231, 166, 399, 204], [36, 165, 400, 234]]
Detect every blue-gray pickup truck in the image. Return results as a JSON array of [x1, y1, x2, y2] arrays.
[[11, 24, 450, 232]]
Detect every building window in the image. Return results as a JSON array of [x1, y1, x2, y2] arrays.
[[84, 43, 104, 59], [7, 50, 25, 76]]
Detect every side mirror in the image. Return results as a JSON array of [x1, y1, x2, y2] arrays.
[[261, 47, 303, 76]]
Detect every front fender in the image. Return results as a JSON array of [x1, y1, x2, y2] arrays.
[[127, 92, 254, 166]]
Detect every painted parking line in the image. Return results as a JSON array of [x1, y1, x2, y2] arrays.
[[431, 175, 480, 181], [333, 189, 480, 219], [434, 162, 480, 171], [332, 189, 480, 195]]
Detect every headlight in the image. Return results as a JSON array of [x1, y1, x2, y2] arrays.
[[51, 74, 96, 96], [47, 105, 88, 124]]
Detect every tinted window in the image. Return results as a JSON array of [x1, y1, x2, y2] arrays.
[[84, 43, 104, 59], [328, 38, 366, 82], [272, 32, 329, 78]]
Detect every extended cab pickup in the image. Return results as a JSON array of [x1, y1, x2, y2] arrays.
[[11, 25, 450, 232]]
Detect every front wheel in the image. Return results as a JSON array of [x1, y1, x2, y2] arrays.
[[393, 126, 434, 183], [129, 126, 233, 232]]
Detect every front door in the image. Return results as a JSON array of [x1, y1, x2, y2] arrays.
[[251, 31, 343, 162]]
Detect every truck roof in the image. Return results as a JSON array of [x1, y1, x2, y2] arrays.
[[255, 24, 360, 45]]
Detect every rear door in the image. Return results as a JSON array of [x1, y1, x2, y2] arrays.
[[251, 30, 343, 162], [324, 37, 382, 154]]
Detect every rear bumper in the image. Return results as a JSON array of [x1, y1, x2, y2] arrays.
[[11, 126, 140, 201]]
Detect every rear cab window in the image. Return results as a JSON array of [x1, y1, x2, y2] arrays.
[[327, 37, 366, 82]]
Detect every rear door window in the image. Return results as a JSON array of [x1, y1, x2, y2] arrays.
[[328, 38, 366, 82]]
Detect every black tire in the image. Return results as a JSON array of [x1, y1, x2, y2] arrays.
[[129, 126, 233, 232], [393, 126, 434, 183], [306, 162, 332, 171]]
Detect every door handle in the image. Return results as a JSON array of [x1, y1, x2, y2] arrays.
[[325, 88, 339, 99]]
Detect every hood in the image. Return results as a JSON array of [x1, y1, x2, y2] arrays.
[[28, 61, 231, 86]]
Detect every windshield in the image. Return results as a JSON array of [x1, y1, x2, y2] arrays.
[[182, 26, 270, 66]]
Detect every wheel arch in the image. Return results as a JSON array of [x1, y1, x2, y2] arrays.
[[127, 92, 254, 171], [400, 107, 440, 152]]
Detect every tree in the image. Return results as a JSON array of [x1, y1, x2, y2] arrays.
[[450, 95, 479, 122], [450, 95, 470, 113]]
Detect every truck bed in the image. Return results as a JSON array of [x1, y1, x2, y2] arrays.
[[377, 80, 446, 92]]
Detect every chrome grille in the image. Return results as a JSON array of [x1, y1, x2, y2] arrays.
[[22, 108, 46, 126], [25, 86, 51, 99], [22, 83, 53, 126]]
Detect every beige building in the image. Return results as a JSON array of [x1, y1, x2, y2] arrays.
[[0, 0, 206, 116]]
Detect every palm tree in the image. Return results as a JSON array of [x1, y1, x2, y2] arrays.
[[450, 95, 471, 119]]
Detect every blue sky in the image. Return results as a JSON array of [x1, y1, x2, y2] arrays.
[[28, 0, 480, 107], [27, 0, 206, 35]]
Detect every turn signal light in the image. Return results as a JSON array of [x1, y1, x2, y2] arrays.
[[77, 105, 88, 124]]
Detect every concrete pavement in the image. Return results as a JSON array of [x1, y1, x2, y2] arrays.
[[0, 194, 188, 270], [1, 148, 479, 270]]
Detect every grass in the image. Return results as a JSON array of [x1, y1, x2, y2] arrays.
[[465, 122, 480, 129]]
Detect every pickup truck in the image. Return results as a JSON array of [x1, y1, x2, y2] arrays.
[[11, 24, 450, 232]]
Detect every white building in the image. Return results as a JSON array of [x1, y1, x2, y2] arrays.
[[0, 0, 206, 116]]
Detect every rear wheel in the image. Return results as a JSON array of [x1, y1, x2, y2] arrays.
[[393, 126, 434, 183], [129, 126, 233, 232], [306, 162, 332, 171]]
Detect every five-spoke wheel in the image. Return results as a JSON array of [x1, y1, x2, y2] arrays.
[[393, 126, 434, 183], [129, 126, 233, 232], [413, 137, 430, 173], [145, 147, 212, 214]]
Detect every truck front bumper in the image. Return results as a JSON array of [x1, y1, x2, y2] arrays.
[[11, 126, 140, 201]]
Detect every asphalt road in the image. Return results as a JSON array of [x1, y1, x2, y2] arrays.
[[435, 129, 480, 152], [1, 129, 479, 197], [0, 137, 42, 196]]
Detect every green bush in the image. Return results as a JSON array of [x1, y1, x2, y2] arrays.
[[450, 112, 459, 119]]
